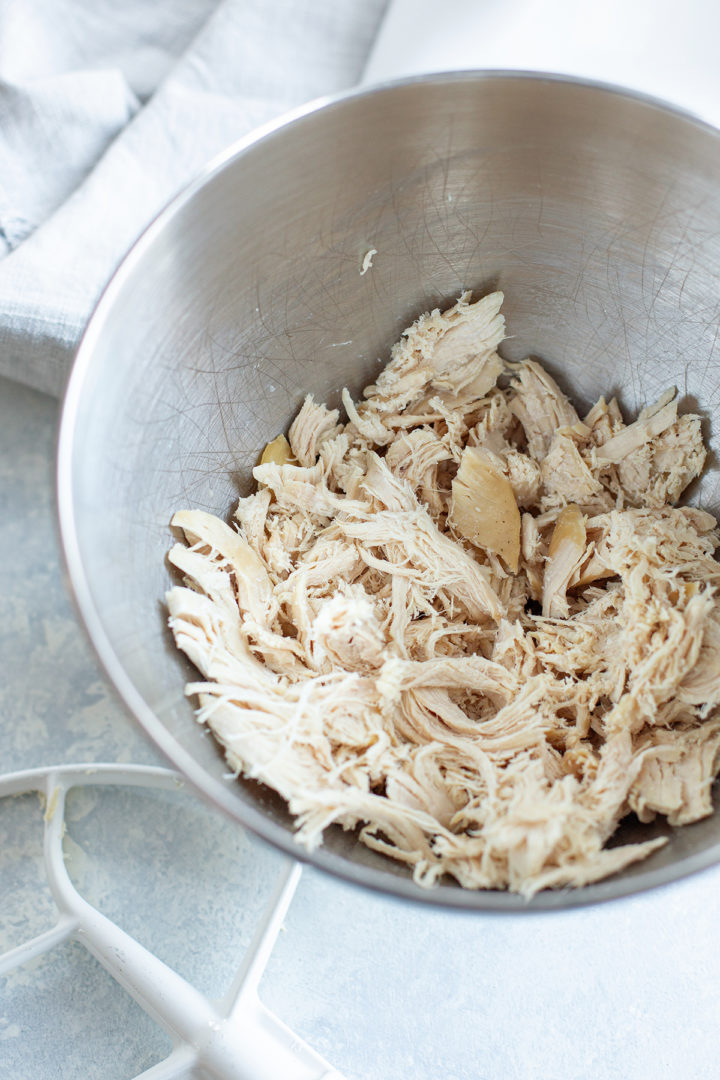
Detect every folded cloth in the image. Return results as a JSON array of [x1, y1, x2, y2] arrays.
[[0, 0, 387, 396]]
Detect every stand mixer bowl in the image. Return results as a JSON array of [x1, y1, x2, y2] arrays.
[[58, 72, 720, 910]]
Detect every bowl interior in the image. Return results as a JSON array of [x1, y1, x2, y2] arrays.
[[60, 73, 720, 910]]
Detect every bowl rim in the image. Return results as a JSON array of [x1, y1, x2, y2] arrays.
[[57, 68, 720, 913]]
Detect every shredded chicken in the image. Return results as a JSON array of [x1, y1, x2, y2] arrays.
[[167, 291, 720, 897]]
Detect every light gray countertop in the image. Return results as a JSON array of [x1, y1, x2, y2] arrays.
[[1, 373, 719, 1080]]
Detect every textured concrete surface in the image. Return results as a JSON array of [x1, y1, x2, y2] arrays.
[[2, 373, 720, 1080]]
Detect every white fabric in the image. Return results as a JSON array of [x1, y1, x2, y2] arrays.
[[1, 0, 716, 397], [364, 0, 720, 124], [0, 0, 387, 396]]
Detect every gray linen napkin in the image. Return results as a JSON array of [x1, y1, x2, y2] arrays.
[[0, 0, 387, 396]]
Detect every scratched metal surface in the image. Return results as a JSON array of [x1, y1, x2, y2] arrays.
[[58, 73, 720, 909]]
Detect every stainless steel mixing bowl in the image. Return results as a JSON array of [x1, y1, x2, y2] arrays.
[[58, 72, 720, 910]]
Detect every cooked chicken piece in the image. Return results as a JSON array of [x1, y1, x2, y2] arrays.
[[542, 505, 587, 618], [377, 655, 517, 706], [595, 390, 679, 462], [253, 459, 331, 514], [167, 291, 720, 897], [450, 446, 521, 572], [628, 721, 720, 825], [618, 414, 706, 508], [592, 389, 706, 508], [261, 513, 314, 578], [678, 613, 720, 708], [233, 487, 272, 551], [385, 427, 450, 481], [593, 507, 720, 584], [468, 390, 517, 454], [504, 451, 542, 509], [383, 428, 453, 518], [340, 505, 504, 623], [365, 290, 505, 407], [428, 295, 505, 393], [311, 588, 386, 672], [539, 431, 602, 511], [584, 395, 625, 445], [509, 359, 580, 459], [345, 291, 506, 448], [288, 396, 342, 466], [652, 414, 706, 491], [520, 512, 545, 602], [170, 510, 276, 626]]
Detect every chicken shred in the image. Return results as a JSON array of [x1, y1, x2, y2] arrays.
[[167, 291, 720, 897]]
